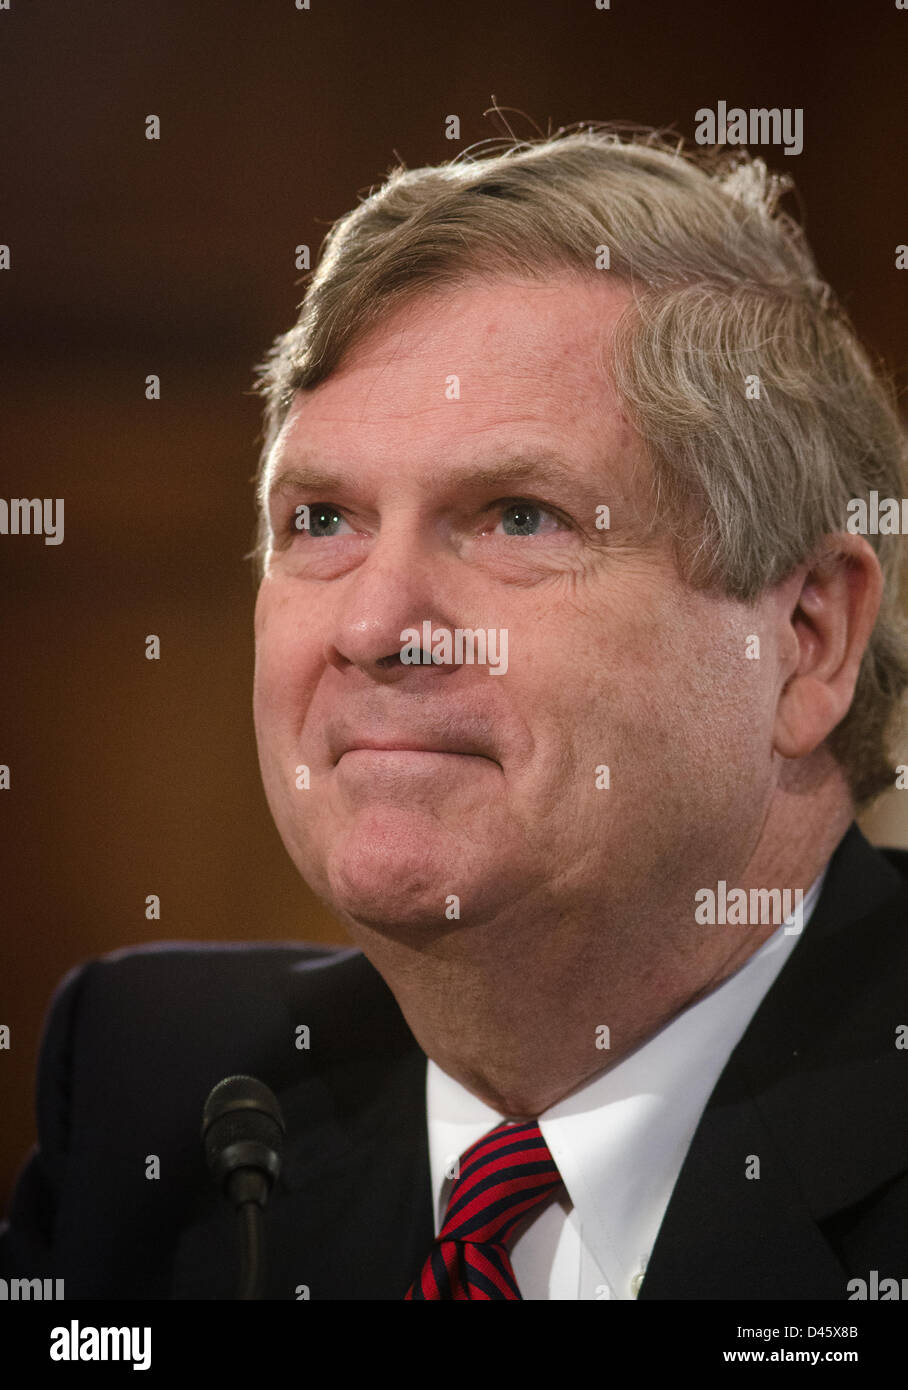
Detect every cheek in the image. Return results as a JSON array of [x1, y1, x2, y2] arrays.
[[253, 597, 309, 738], [558, 590, 754, 772]]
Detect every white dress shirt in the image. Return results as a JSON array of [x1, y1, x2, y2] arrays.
[[426, 864, 828, 1299]]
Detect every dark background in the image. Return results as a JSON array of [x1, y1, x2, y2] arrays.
[[1, 0, 906, 1212]]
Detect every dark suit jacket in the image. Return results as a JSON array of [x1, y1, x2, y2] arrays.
[[2, 821, 907, 1300]]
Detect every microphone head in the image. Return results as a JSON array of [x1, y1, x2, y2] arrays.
[[202, 1075, 286, 1204]]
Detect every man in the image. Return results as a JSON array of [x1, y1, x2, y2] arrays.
[[2, 126, 907, 1300]]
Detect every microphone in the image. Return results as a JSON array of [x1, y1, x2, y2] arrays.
[[202, 1075, 286, 1300]]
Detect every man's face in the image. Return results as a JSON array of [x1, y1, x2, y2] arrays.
[[254, 275, 778, 941]]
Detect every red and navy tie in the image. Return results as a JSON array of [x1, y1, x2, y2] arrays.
[[405, 1119, 563, 1299]]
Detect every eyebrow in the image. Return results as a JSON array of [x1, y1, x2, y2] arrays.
[[262, 450, 596, 507]]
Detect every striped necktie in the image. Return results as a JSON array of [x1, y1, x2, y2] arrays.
[[406, 1118, 563, 1299]]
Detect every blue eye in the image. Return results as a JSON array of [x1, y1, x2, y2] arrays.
[[310, 506, 345, 537], [496, 502, 556, 536], [290, 505, 353, 538]]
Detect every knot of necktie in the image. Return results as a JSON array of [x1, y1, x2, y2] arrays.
[[406, 1118, 563, 1300]]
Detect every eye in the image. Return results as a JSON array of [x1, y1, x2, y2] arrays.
[[491, 500, 563, 537], [289, 504, 355, 538]]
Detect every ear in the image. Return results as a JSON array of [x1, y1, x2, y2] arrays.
[[773, 535, 883, 761]]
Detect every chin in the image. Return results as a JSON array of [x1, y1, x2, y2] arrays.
[[333, 889, 461, 937], [329, 849, 457, 932], [297, 809, 481, 934]]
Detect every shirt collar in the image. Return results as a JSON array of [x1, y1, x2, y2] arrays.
[[427, 862, 828, 1292]]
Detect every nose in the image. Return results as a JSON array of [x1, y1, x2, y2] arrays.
[[323, 514, 462, 685]]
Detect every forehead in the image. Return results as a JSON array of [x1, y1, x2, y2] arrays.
[[264, 274, 641, 491]]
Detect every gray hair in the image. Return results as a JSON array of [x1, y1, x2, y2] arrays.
[[253, 124, 908, 808]]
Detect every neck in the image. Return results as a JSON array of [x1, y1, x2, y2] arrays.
[[341, 778, 854, 1117]]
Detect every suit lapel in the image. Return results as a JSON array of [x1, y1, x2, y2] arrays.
[[641, 823, 908, 1298], [267, 1045, 433, 1299], [171, 968, 433, 1300]]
